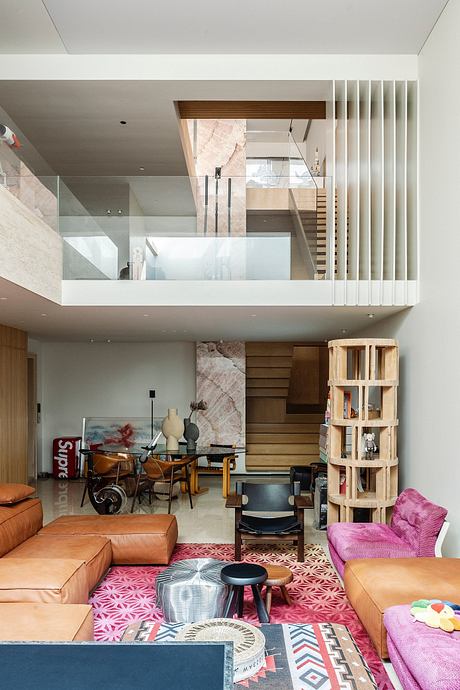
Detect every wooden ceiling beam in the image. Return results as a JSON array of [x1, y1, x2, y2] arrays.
[[177, 101, 326, 119]]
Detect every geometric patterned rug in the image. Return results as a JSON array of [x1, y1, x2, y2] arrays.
[[122, 621, 378, 689], [90, 543, 394, 690]]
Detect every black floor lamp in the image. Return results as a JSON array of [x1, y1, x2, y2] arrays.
[[149, 389, 155, 438]]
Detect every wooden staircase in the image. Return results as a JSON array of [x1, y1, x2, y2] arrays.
[[246, 343, 327, 472]]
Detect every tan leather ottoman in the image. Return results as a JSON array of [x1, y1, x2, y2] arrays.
[[40, 514, 178, 565], [0, 603, 93, 641], [5, 535, 112, 591], [344, 558, 460, 659], [0, 558, 88, 604]]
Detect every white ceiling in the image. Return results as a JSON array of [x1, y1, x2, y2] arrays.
[[0, 80, 330, 177], [0, 278, 407, 343], [0, 0, 448, 55]]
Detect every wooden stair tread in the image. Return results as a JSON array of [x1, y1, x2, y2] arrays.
[[247, 443, 319, 454], [246, 433, 318, 443], [247, 423, 320, 433]]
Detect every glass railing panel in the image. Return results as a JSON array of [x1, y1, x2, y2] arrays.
[[57, 175, 334, 281]]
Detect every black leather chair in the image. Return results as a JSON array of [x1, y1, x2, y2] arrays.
[[225, 481, 309, 562]]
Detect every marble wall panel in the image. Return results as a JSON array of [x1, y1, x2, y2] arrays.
[[193, 119, 246, 237], [196, 341, 245, 447]]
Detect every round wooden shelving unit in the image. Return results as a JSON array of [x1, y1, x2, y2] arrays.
[[327, 338, 399, 524]]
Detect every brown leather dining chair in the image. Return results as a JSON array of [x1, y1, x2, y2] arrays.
[[80, 452, 134, 508], [131, 455, 193, 515]]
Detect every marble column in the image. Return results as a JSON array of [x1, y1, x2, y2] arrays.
[[196, 341, 245, 447]]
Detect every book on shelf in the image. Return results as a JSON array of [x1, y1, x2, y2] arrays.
[[343, 391, 352, 419]]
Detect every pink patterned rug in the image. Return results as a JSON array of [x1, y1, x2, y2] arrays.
[[90, 543, 393, 689]]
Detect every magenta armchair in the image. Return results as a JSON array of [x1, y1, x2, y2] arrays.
[[327, 488, 448, 578]]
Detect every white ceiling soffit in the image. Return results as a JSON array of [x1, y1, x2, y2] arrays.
[[13, 0, 446, 55], [0, 278, 407, 342], [0, 80, 330, 176]]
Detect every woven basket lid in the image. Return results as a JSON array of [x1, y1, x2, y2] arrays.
[[176, 618, 266, 682]]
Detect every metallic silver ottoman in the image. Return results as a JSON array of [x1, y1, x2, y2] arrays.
[[155, 558, 229, 623]]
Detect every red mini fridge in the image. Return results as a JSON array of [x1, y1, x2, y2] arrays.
[[52, 437, 82, 479]]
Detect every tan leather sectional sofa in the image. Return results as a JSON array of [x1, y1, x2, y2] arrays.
[[344, 557, 460, 658], [0, 492, 178, 641]]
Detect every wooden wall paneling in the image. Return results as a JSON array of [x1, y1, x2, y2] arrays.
[[177, 101, 326, 120], [287, 347, 319, 406], [406, 81, 418, 282], [0, 325, 28, 484], [245, 342, 327, 471]]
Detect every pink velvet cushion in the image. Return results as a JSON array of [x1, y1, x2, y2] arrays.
[[390, 488, 448, 556], [385, 605, 460, 690], [327, 522, 416, 561]]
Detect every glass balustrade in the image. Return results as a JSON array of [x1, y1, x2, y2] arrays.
[[0, 163, 332, 280]]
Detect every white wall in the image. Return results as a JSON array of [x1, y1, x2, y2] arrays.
[[354, 0, 460, 557], [35, 341, 196, 473]]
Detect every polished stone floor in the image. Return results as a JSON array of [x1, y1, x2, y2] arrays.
[[37, 476, 328, 547]]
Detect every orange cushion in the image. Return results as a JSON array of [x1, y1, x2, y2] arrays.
[[0, 484, 35, 505]]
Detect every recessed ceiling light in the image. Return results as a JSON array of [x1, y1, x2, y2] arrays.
[[368, 313, 375, 319], [341, 328, 347, 334], [0, 296, 7, 300], [106, 209, 112, 215], [41, 313, 47, 317], [143, 314, 149, 317], [90, 339, 94, 343], [250, 314, 257, 317], [139, 167, 145, 172], [120, 120, 127, 125], [106, 339, 111, 343]]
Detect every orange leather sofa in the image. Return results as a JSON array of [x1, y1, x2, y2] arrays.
[[344, 557, 460, 658], [0, 489, 178, 641]]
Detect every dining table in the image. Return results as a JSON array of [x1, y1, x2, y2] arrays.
[[90, 443, 244, 496]]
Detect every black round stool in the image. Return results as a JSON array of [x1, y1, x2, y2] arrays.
[[221, 563, 269, 623]]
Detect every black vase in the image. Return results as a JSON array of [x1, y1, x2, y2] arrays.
[[184, 417, 200, 451]]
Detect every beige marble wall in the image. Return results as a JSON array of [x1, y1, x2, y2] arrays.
[[0, 145, 58, 232], [196, 341, 245, 447], [192, 119, 246, 237], [0, 185, 62, 302]]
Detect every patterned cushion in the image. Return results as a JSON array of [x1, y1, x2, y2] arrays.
[[390, 488, 447, 556], [327, 522, 416, 561]]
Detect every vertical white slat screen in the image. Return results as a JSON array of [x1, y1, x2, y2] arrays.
[[347, 80, 360, 290], [383, 81, 396, 283], [406, 81, 418, 281], [370, 81, 384, 286], [325, 81, 336, 284], [358, 80, 371, 283], [335, 80, 347, 286], [395, 81, 408, 281], [328, 80, 418, 304]]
